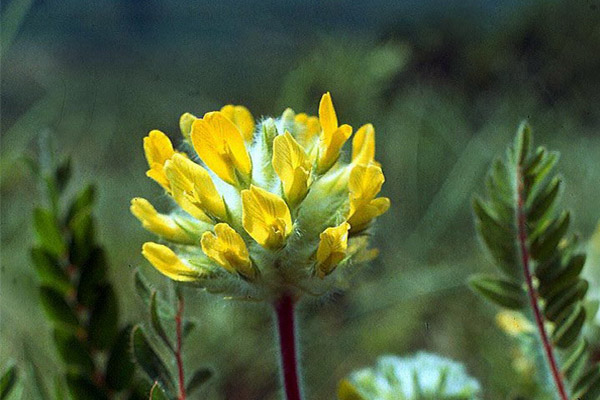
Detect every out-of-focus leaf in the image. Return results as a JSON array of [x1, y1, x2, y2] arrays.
[[88, 285, 119, 350], [0, 363, 17, 400], [69, 210, 95, 266], [150, 291, 173, 351], [337, 379, 366, 400], [131, 326, 175, 395], [134, 271, 174, 319], [33, 208, 65, 257], [53, 330, 94, 374], [39, 286, 79, 331], [186, 368, 212, 395], [30, 247, 71, 294], [544, 279, 588, 321], [182, 320, 196, 339], [66, 372, 108, 400], [66, 185, 96, 226], [105, 326, 136, 391], [76, 247, 107, 308], [552, 304, 586, 349], [55, 157, 72, 193], [469, 274, 526, 310], [572, 366, 600, 400]]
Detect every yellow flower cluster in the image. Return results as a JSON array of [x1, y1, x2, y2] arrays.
[[131, 93, 389, 299]]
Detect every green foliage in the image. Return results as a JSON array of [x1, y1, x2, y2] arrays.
[[29, 152, 138, 399], [0, 364, 17, 400], [131, 271, 213, 399], [338, 352, 481, 400], [471, 122, 598, 398]]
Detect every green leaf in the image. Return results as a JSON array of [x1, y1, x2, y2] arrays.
[[105, 326, 136, 391], [530, 211, 570, 262], [33, 207, 66, 257], [55, 157, 72, 193], [0, 363, 17, 400], [76, 247, 108, 308], [469, 274, 526, 310], [88, 285, 119, 350], [538, 253, 586, 298], [186, 368, 212, 395], [150, 291, 173, 351], [66, 372, 108, 400], [69, 210, 95, 266], [572, 366, 600, 400], [131, 325, 175, 395], [66, 185, 96, 226], [515, 121, 532, 164], [39, 286, 79, 331], [134, 271, 174, 319], [543, 279, 588, 321], [562, 339, 588, 382], [552, 304, 586, 348], [527, 176, 561, 223], [337, 379, 367, 400], [149, 382, 169, 400], [53, 330, 95, 374], [30, 247, 71, 294], [183, 320, 196, 339]]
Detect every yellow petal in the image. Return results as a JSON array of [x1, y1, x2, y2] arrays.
[[201, 223, 254, 278], [190, 111, 252, 186], [316, 222, 350, 278], [347, 197, 390, 232], [318, 92, 338, 137], [351, 123, 375, 165], [272, 131, 311, 207], [241, 185, 292, 249], [143, 130, 177, 191], [179, 112, 197, 141], [164, 154, 227, 221], [347, 164, 390, 232], [142, 242, 199, 282], [130, 198, 195, 244], [295, 113, 321, 146], [220, 105, 255, 142], [317, 124, 352, 173]]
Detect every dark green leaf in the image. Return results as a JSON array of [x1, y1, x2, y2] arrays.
[[105, 326, 136, 391], [182, 320, 196, 339], [88, 285, 119, 350], [33, 208, 66, 257], [0, 364, 17, 400], [573, 366, 600, 400], [66, 372, 108, 400], [544, 279, 588, 321], [562, 339, 588, 382], [151, 291, 173, 351], [55, 157, 72, 193], [186, 368, 212, 395], [527, 176, 561, 223], [39, 286, 79, 331], [76, 247, 108, 308], [530, 211, 570, 262], [131, 325, 175, 395], [53, 330, 94, 374], [538, 253, 586, 298], [552, 304, 586, 348], [69, 210, 95, 266], [30, 247, 71, 294], [134, 271, 174, 319], [469, 275, 526, 310], [66, 185, 96, 226]]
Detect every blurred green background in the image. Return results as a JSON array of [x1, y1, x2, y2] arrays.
[[1, 0, 600, 398]]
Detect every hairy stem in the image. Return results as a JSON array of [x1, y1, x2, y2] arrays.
[[274, 294, 303, 400], [516, 167, 569, 400], [175, 297, 186, 400]]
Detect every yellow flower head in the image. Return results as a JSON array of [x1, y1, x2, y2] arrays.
[[272, 131, 312, 207], [130, 198, 195, 244], [142, 242, 202, 282], [132, 92, 389, 300], [220, 104, 255, 142], [316, 222, 350, 278], [348, 164, 390, 232], [317, 92, 352, 173], [143, 130, 182, 191], [242, 185, 292, 250], [201, 223, 254, 278], [191, 111, 252, 186]]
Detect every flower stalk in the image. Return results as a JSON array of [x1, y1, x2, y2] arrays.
[[274, 294, 303, 400], [175, 296, 186, 400]]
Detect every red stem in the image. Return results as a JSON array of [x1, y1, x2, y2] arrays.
[[516, 167, 569, 400], [274, 294, 303, 400], [175, 297, 186, 400]]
